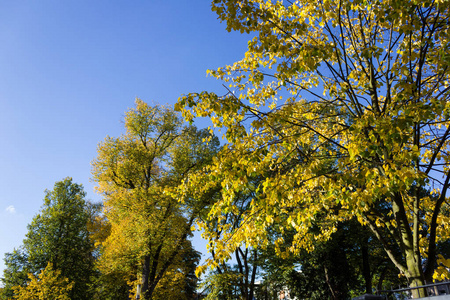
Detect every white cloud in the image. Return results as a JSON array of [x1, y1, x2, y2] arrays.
[[5, 205, 16, 214]]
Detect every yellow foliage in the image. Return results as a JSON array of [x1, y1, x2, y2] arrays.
[[92, 99, 215, 298], [177, 0, 450, 287], [433, 255, 450, 281], [13, 263, 73, 300]]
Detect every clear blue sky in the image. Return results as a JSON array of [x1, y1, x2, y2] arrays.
[[0, 1, 249, 273]]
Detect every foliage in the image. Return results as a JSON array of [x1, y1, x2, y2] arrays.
[[200, 246, 259, 300], [12, 263, 73, 300], [1, 178, 96, 300], [176, 0, 450, 296], [151, 240, 200, 300], [191, 171, 261, 300], [90, 271, 131, 300], [83, 203, 131, 300], [0, 248, 30, 299], [201, 270, 243, 300], [434, 254, 450, 281], [25, 178, 95, 299], [263, 221, 405, 300], [250, 221, 398, 299], [92, 99, 220, 299]]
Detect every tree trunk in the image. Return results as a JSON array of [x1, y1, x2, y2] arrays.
[[361, 241, 372, 294], [376, 265, 388, 293], [249, 250, 258, 300], [405, 249, 427, 298], [324, 265, 338, 300], [235, 248, 246, 298], [389, 194, 427, 298], [140, 255, 151, 299], [145, 283, 157, 300]]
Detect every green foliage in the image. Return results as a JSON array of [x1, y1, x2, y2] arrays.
[[201, 271, 242, 300], [200, 248, 259, 300], [253, 220, 406, 299], [1, 178, 96, 300], [0, 248, 30, 299], [151, 240, 200, 300], [90, 271, 131, 300]]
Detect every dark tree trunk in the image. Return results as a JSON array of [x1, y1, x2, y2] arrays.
[[362, 241, 372, 294], [376, 265, 388, 293], [249, 250, 258, 300], [140, 255, 151, 299]]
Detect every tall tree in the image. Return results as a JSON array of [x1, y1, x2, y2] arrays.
[[176, 0, 450, 297], [92, 99, 219, 299], [1, 178, 96, 300]]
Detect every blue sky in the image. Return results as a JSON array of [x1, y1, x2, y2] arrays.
[[0, 1, 249, 272]]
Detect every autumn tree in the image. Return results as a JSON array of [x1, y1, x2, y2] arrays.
[[86, 204, 132, 300], [12, 263, 73, 300], [92, 99, 220, 300], [176, 0, 450, 297], [1, 178, 96, 299]]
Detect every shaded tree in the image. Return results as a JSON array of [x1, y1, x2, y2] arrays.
[[151, 240, 200, 300]]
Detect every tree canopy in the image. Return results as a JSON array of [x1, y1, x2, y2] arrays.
[[12, 263, 73, 300], [92, 99, 220, 299], [176, 0, 450, 296], [3, 1, 450, 299], [1, 178, 96, 300]]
